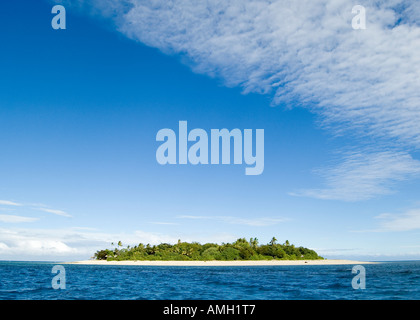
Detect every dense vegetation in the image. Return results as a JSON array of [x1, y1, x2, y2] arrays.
[[94, 237, 323, 261]]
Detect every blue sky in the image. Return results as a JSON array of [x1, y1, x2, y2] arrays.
[[0, 0, 420, 261]]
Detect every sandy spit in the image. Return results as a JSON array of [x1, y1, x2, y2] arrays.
[[65, 259, 378, 266]]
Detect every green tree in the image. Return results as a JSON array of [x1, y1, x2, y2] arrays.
[[201, 247, 222, 260], [269, 237, 278, 246], [249, 237, 259, 249], [97, 237, 323, 261], [220, 247, 241, 260]]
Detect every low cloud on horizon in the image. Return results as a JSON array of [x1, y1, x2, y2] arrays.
[[0, 227, 239, 261]]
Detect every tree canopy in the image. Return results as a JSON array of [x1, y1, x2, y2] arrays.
[[93, 237, 323, 261]]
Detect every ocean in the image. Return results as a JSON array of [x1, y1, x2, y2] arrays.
[[0, 261, 419, 300]]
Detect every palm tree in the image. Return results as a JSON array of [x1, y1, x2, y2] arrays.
[[249, 237, 259, 248], [269, 237, 277, 246]]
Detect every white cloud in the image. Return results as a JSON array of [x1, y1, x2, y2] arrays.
[[178, 215, 288, 226], [0, 200, 22, 206], [37, 207, 72, 218], [61, 0, 420, 200], [132, 230, 180, 244], [0, 214, 38, 223], [292, 150, 420, 201], [0, 228, 78, 259], [60, 0, 420, 144], [375, 208, 420, 232], [148, 221, 180, 225], [0, 227, 238, 260], [109, 0, 420, 145], [350, 208, 420, 232], [131, 230, 238, 245], [0, 201, 73, 218]]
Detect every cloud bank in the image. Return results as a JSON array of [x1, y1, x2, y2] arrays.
[[0, 227, 237, 260]]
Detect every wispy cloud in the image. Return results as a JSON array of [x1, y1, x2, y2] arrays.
[[0, 200, 72, 218], [374, 209, 420, 232], [148, 221, 180, 225], [103, 0, 420, 145], [178, 215, 288, 227], [37, 207, 72, 218], [0, 200, 22, 206], [0, 214, 38, 223], [291, 150, 420, 201], [351, 208, 420, 233], [60, 0, 420, 200]]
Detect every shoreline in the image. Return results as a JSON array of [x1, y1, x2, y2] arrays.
[[66, 259, 377, 266]]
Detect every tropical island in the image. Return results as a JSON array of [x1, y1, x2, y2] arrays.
[[93, 237, 324, 261]]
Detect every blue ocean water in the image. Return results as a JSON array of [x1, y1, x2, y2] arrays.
[[0, 261, 419, 300]]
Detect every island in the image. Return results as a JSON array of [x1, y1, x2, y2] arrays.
[[92, 237, 322, 262], [68, 237, 375, 266]]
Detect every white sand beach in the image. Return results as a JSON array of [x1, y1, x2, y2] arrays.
[[67, 259, 377, 266]]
